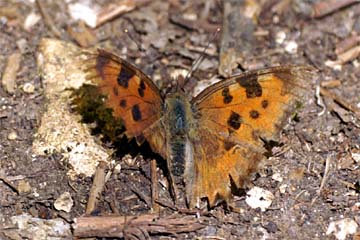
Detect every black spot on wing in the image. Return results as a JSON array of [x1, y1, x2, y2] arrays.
[[227, 111, 242, 130], [261, 99, 269, 109], [224, 140, 236, 151], [138, 87, 144, 97], [140, 80, 146, 90], [249, 110, 260, 119], [120, 99, 127, 108], [131, 104, 142, 121], [117, 67, 135, 88], [138, 79, 146, 97], [222, 87, 233, 104], [237, 75, 262, 98]]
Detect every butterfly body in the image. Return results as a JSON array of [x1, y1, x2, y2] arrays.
[[162, 92, 194, 177], [86, 49, 313, 208]]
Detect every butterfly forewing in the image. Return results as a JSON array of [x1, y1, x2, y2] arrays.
[[85, 49, 163, 138]]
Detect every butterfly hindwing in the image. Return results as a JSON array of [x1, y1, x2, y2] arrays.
[[85, 49, 164, 139], [188, 66, 313, 206]]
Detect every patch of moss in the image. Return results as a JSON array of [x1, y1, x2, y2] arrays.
[[71, 84, 125, 142]]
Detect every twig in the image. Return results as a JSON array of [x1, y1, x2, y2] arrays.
[[338, 179, 358, 189], [67, 179, 79, 193], [316, 85, 326, 116], [335, 35, 360, 55], [337, 45, 360, 64], [131, 185, 152, 208], [320, 87, 360, 118], [326, 45, 360, 68], [320, 80, 341, 88], [0, 176, 19, 194], [109, 198, 120, 214], [36, 0, 62, 38], [169, 14, 219, 32], [155, 199, 178, 211], [318, 155, 332, 194], [67, 21, 97, 47], [86, 161, 108, 214], [95, 0, 151, 28], [311, 0, 360, 18], [73, 214, 204, 238], [155, 199, 211, 217], [150, 159, 159, 212]]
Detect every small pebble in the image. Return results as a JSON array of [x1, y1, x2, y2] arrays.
[[23, 12, 41, 31], [279, 184, 287, 194], [8, 131, 18, 140], [275, 31, 286, 44], [353, 59, 359, 68], [272, 15, 279, 24], [113, 163, 121, 174], [23, 82, 35, 93], [17, 180, 31, 193], [351, 151, 360, 162], [246, 187, 274, 212], [272, 172, 283, 182], [326, 218, 358, 240], [264, 221, 278, 233], [54, 192, 73, 213], [16, 39, 28, 53], [285, 40, 298, 54], [183, 12, 197, 21]]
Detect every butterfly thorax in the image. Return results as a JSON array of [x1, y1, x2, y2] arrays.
[[162, 92, 196, 182]]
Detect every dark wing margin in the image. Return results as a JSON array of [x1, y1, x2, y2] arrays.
[[192, 65, 314, 105]]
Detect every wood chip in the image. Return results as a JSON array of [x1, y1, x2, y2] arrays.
[[95, 0, 151, 28], [67, 21, 97, 47], [218, 0, 258, 77], [335, 35, 360, 55], [320, 80, 341, 88], [337, 46, 360, 64], [86, 161, 108, 214], [151, 159, 159, 212], [1, 52, 22, 94], [311, 0, 360, 18]]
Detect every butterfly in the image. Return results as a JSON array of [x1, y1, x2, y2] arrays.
[[84, 49, 313, 208]]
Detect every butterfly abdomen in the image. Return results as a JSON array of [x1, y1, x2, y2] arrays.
[[164, 93, 195, 182]]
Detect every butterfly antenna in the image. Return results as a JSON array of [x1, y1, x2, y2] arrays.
[[183, 27, 221, 85]]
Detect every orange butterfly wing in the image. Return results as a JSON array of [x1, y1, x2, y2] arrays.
[[85, 49, 164, 140], [187, 66, 313, 206]]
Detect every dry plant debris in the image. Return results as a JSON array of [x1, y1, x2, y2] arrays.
[[0, 0, 359, 239]]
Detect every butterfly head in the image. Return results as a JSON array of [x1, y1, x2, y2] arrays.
[[163, 74, 187, 97]]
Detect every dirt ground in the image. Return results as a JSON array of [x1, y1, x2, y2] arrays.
[[0, 0, 359, 239]]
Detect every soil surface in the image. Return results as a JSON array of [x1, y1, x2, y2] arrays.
[[0, 0, 359, 239]]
